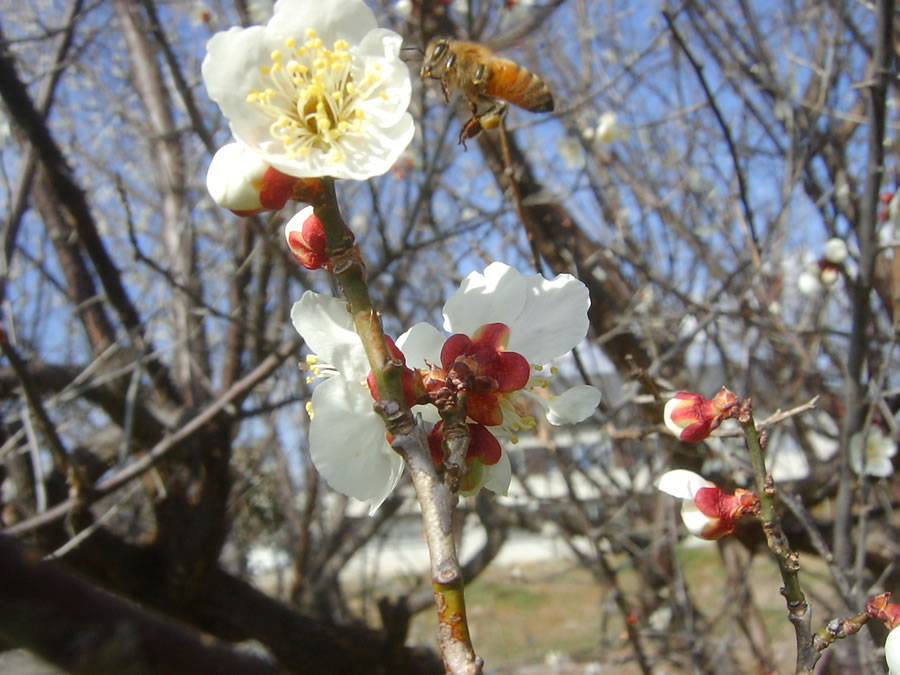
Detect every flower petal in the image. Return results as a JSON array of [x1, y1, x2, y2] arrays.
[[268, 0, 377, 46], [505, 271, 591, 364], [481, 450, 511, 495], [678, 500, 715, 539], [655, 469, 714, 500], [206, 142, 270, 212], [291, 291, 369, 378], [887, 626, 900, 674], [543, 385, 602, 425], [202, 26, 275, 144], [308, 376, 403, 513], [396, 322, 444, 368], [442, 263, 527, 335]]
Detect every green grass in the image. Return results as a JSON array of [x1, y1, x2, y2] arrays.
[[403, 544, 840, 673]]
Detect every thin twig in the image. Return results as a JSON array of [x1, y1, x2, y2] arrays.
[[663, 10, 759, 250]]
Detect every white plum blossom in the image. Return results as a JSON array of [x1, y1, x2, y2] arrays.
[[291, 292, 405, 514], [558, 136, 585, 169], [848, 425, 897, 477], [797, 264, 824, 296], [595, 112, 621, 143], [823, 237, 849, 264], [290, 262, 602, 511], [436, 262, 601, 436], [202, 0, 414, 180]]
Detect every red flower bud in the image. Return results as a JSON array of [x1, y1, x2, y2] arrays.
[[284, 206, 356, 270], [663, 388, 737, 442]]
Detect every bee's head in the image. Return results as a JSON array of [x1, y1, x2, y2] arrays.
[[420, 38, 451, 80]]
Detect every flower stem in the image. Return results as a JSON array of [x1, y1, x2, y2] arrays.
[[740, 404, 818, 673], [314, 180, 482, 673], [313, 179, 400, 402]]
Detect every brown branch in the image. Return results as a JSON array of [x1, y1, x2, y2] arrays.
[[0, 534, 284, 675], [663, 9, 759, 249], [2, 337, 302, 536], [0, 21, 182, 406]]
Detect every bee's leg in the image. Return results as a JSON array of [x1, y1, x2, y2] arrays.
[[456, 95, 482, 148], [440, 76, 452, 103], [459, 116, 483, 148]]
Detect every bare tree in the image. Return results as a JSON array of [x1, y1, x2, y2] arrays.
[[0, 0, 897, 673]]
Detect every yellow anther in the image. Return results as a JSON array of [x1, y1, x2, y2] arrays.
[[334, 39, 349, 50], [305, 401, 315, 420], [285, 37, 296, 48], [271, 49, 283, 62], [260, 65, 271, 76], [305, 28, 317, 38]]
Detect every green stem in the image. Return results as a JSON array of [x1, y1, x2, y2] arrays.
[[311, 180, 480, 673], [313, 179, 403, 405], [740, 409, 817, 673]]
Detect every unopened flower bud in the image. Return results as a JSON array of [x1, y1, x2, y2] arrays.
[[663, 388, 737, 442], [823, 238, 848, 265], [284, 206, 356, 271], [818, 261, 841, 285], [207, 143, 299, 215], [868, 594, 900, 673], [656, 469, 759, 540]]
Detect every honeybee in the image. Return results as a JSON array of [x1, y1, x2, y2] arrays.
[[420, 38, 554, 147]]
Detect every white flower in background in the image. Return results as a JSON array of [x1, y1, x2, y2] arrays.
[[823, 237, 848, 264], [291, 292, 404, 514], [247, 0, 275, 24], [595, 112, 621, 143], [393, 0, 412, 18], [202, 0, 414, 180], [848, 425, 896, 477], [557, 136, 585, 169], [797, 264, 824, 296], [806, 411, 840, 461]]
